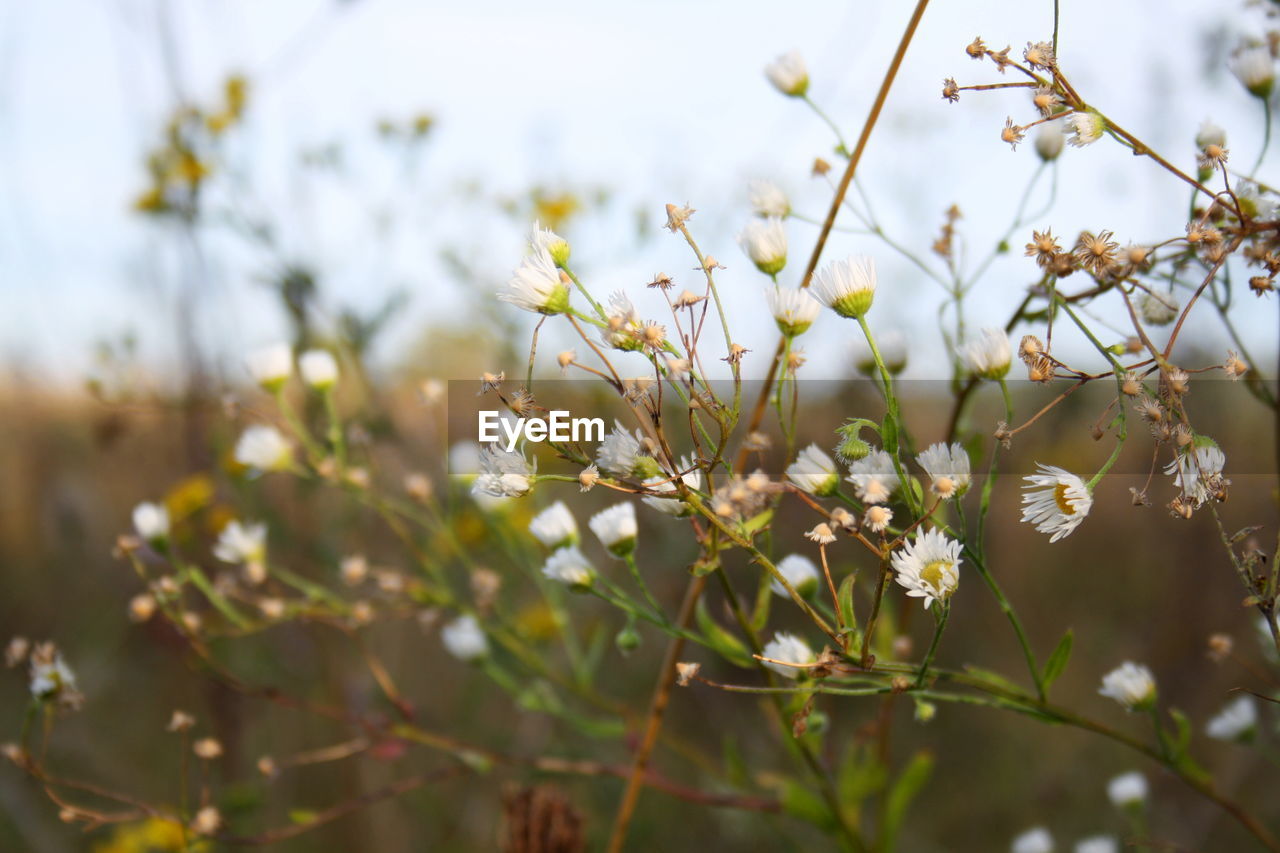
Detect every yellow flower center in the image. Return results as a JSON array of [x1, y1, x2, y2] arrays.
[[1053, 482, 1076, 515], [920, 559, 954, 596]]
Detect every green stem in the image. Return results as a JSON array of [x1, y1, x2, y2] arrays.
[[915, 604, 949, 687]]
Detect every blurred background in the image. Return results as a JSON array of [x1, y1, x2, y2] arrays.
[[2, 0, 1280, 850]]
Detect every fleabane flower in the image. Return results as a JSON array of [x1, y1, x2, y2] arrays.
[[246, 343, 292, 390], [213, 520, 267, 569], [1021, 465, 1092, 542], [760, 632, 815, 678], [786, 444, 840, 496], [472, 445, 534, 498], [1011, 827, 1054, 853], [1066, 111, 1106, 147], [441, 615, 488, 661], [528, 501, 578, 548], [1099, 662, 1156, 711], [748, 179, 790, 218], [1205, 695, 1257, 742], [917, 442, 971, 499], [596, 420, 658, 479], [765, 286, 820, 337], [600, 291, 643, 350], [890, 528, 962, 609], [641, 457, 702, 517], [29, 642, 80, 707], [132, 501, 170, 544], [845, 449, 899, 504], [1106, 771, 1147, 809], [770, 554, 820, 598], [541, 545, 595, 590], [1230, 44, 1276, 99], [1165, 442, 1227, 510], [959, 327, 1012, 379], [764, 51, 809, 97], [235, 425, 294, 473], [738, 218, 788, 275], [811, 255, 877, 319], [499, 248, 570, 315], [589, 502, 638, 557], [298, 349, 339, 389], [531, 221, 570, 267], [1197, 120, 1227, 150], [1138, 291, 1178, 326]]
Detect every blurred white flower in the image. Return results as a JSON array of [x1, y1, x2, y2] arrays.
[[846, 449, 899, 504], [1021, 465, 1092, 542], [891, 528, 962, 610], [641, 457, 702, 517], [541, 545, 595, 589], [811, 255, 877, 319], [770, 554, 820, 598], [917, 442, 971, 499], [786, 444, 840, 496], [1197, 119, 1226, 150], [530, 221, 570, 266], [1230, 44, 1275, 99], [600, 291, 642, 350], [1099, 662, 1156, 710], [246, 343, 292, 389], [529, 501, 578, 548], [1074, 837, 1117, 853], [765, 286, 821, 337], [29, 644, 78, 702], [1011, 826, 1053, 853], [472, 445, 533, 498], [1138, 291, 1178, 326], [959, 327, 1012, 379], [441, 615, 488, 661], [499, 248, 570, 314], [213, 520, 267, 567], [1106, 771, 1147, 808], [1034, 123, 1065, 161], [748, 179, 790, 218], [589, 502, 638, 557], [738, 218, 788, 276], [760, 632, 815, 678], [132, 501, 170, 542], [596, 420, 646, 477], [298, 349, 339, 389], [1205, 695, 1257, 742], [1066, 111, 1105, 147], [764, 50, 809, 97], [1165, 444, 1226, 509], [235, 425, 294, 473]]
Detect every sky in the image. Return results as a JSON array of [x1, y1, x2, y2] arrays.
[[0, 0, 1274, 386]]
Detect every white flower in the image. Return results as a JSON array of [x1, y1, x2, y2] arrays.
[[213, 520, 267, 566], [765, 286, 820, 337], [853, 329, 907, 375], [786, 444, 840, 496], [1138, 291, 1178, 326], [760, 632, 815, 678], [530, 221, 570, 266], [1074, 837, 1117, 853], [589, 502, 638, 556], [1066, 111, 1105, 147], [541, 545, 595, 589], [1206, 695, 1258, 742], [738, 218, 788, 276], [600, 291, 642, 350], [1230, 44, 1275, 99], [298, 349, 339, 389], [132, 501, 170, 542], [29, 648, 77, 701], [811, 255, 877, 319], [499, 248, 570, 315], [1106, 771, 1147, 808], [641, 457, 702, 517], [764, 50, 809, 97], [1021, 465, 1092, 542], [846, 449, 899, 504], [246, 343, 292, 389], [864, 505, 893, 533], [1099, 662, 1156, 710], [770, 554, 820, 598], [448, 442, 482, 480], [959, 327, 1011, 379], [529, 501, 578, 548], [1011, 827, 1054, 853], [1197, 120, 1227, 150], [235, 425, 294, 473], [441, 615, 488, 661], [1034, 123, 1065, 162], [472, 445, 533, 498], [1236, 181, 1278, 220], [748, 179, 790, 218], [596, 420, 646, 477], [1165, 444, 1226, 509], [891, 528, 962, 609], [917, 442, 971, 499]]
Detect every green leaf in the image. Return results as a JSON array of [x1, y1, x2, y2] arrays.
[[695, 599, 755, 668], [962, 665, 1028, 697], [880, 751, 934, 852], [837, 573, 858, 635], [1041, 629, 1074, 690], [838, 742, 887, 805], [1170, 707, 1193, 758], [781, 780, 836, 831], [742, 508, 774, 537]]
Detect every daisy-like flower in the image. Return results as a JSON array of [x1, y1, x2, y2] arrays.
[[890, 528, 962, 609], [298, 349, 338, 389], [472, 445, 534, 498], [1021, 465, 1092, 542], [1074, 837, 1118, 853], [739, 218, 788, 276], [1011, 826, 1054, 853], [531, 221, 570, 266], [760, 632, 815, 678], [596, 420, 655, 478], [132, 501, 170, 543], [441, 615, 488, 661], [1034, 123, 1065, 162], [770, 554, 820, 598], [811, 255, 877, 319], [916, 442, 971, 499], [1197, 120, 1226, 150], [235, 425, 294, 473], [641, 457, 702, 517], [541, 545, 595, 590], [1236, 181, 1278, 221], [528, 501, 578, 548], [1165, 443, 1227, 509], [786, 444, 840, 496], [589, 502, 638, 557], [1066, 111, 1106, 147], [600, 291, 643, 350], [1205, 695, 1257, 742], [765, 286, 821, 337], [764, 51, 809, 97], [29, 643, 79, 706], [864, 505, 893, 533], [213, 520, 267, 567], [958, 327, 1012, 380], [1099, 662, 1157, 710], [499, 248, 570, 315], [246, 343, 292, 390], [853, 329, 907, 375], [1139, 291, 1178, 326], [748, 179, 790, 218], [1230, 44, 1276, 99], [1106, 771, 1147, 809], [846, 449, 899, 504]]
